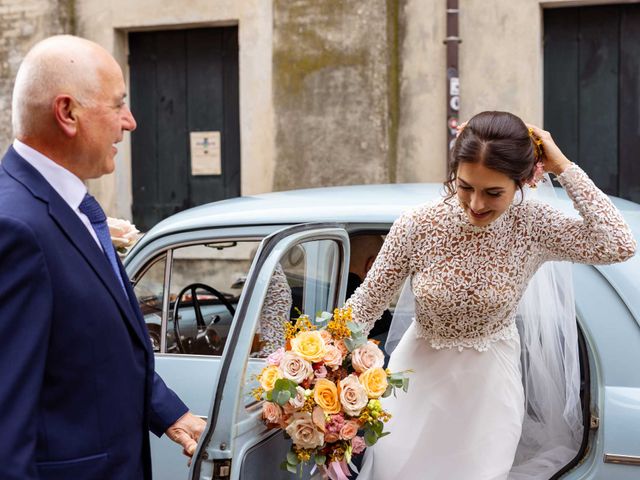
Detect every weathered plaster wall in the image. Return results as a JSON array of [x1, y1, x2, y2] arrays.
[[74, 0, 274, 218], [0, 0, 73, 151], [272, 0, 396, 190]]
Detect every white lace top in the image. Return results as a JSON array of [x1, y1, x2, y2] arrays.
[[346, 164, 637, 351]]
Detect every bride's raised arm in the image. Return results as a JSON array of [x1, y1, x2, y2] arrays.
[[528, 163, 636, 264], [345, 212, 414, 335]]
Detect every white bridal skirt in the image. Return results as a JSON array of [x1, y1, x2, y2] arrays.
[[358, 323, 525, 480]]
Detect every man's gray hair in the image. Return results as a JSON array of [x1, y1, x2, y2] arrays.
[[12, 35, 102, 137]]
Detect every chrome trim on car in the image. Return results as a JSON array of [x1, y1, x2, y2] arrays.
[[603, 454, 640, 466], [160, 248, 173, 354]]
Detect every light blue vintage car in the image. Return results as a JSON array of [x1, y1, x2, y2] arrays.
[[124, 184, 640, 480]]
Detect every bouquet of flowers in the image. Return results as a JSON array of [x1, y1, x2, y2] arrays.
[[253, 307, 410, 479]]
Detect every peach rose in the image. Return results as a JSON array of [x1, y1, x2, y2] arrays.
[[351, 341, 385, 373], [323, 345, 344, 370], [335, 339, 349, 358], [290, 331, 327, 362], [319, 329, 333, 344], [324, 432, 340, 443], [313, 378, 341, 414], [285, 412, 325, 449], [339, 420, 360, 440], [339, 374, 369, 417], [262, 401, 283, 424], [259, 365, 282, 392], [359, 367, 388, 398], [280, 352, 313, 384]]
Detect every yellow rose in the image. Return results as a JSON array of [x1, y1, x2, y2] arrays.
[[259, 365, 282, 392], [359, 367, 388, 398], [313, 378, 341, 414], [290, 330, 327, 362]]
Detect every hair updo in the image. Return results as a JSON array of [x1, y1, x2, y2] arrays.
[[444, 111, 538, 199]]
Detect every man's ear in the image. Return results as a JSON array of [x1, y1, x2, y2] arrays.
[[53, 95, 79, 137]]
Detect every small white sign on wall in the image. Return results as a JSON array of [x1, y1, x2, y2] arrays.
[[190, 131, 221, 175]]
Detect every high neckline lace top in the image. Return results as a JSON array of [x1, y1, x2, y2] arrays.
[[346, 164, 637, 351]]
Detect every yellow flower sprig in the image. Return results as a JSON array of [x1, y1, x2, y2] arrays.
[[283, 314, 317, 341], [327, 307, 353, 340], [251, 386, 265, 402], [294, 446, 313, 463]]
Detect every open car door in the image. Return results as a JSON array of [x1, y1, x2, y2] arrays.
[[189, 223, 350, 480]]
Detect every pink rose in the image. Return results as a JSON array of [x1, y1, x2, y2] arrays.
[[285, 412, 325, 449], [288, 386, 307, 409], [339, 375, 368, 417], [322, 345, 343, 370], [351, 436, 366, 455], [281, 352, 313, 384], [262, 401, 283, 424], [339, 420, 359, 440], [314, 364, 328, 379], [325, 413, 345, 434], [351, 341, 385, 373], [267, 347, 285, 366]]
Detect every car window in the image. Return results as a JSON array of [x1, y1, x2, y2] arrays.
[[243, 237, 342, 408], [134, 254, 167, 352], [166, 240, 261, 356]]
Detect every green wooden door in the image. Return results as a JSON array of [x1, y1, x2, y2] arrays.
[[129, 27, 240, 231], [544, 5, 640, 203]]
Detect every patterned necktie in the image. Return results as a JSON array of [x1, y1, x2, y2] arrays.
[[78, 193, 127, 294]]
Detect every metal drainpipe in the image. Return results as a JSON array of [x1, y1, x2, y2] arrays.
[[444, 0, 462, 162]]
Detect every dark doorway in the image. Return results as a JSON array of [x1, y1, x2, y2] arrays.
[[129, 27, 240, 230], [544, 4, 640, 203]]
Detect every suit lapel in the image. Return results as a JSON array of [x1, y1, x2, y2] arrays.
[[3, 147, 150, 350]]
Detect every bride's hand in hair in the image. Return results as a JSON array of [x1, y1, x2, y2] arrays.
[[526, 124, 572, 176]]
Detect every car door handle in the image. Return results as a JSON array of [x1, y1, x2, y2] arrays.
[[604, 454, 640, 466]]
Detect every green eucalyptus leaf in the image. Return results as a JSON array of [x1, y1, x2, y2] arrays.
[[287, 451, 299, 465], [314, 454, 326, 465], [286, 462, 298, 474], [273, 389, 292, 406], [347, 321, 363, 333], [364, 429, 378, 447], [372, 420, 384, 435]]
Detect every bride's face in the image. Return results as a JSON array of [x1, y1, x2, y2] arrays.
[[455, 161, 518, 227]]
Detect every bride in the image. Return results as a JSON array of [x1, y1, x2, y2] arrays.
[[348, 111, 636, 480]]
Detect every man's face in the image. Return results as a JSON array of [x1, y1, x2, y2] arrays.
[[74, 59, 136, 180]]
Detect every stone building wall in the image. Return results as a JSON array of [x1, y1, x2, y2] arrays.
[[272, 0, 398, 190], [0, 0, 73, 150]]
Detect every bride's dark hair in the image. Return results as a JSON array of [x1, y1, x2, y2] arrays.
[[444, 111, 537, 200]]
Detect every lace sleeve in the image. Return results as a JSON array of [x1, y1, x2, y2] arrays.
[[257, 263, 292, 356], [530, 164, 637, 264], [345, 212, 413, 334]]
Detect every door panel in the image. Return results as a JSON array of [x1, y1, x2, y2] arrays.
[[191, 224, 350, 480], [129, 27, 240, 230]]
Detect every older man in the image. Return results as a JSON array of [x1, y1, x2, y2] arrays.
[[0, 35, 205, 480]]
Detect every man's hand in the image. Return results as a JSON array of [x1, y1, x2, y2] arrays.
[[165, 411, 207, 457]]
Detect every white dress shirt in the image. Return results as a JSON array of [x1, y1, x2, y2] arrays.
[[13, 139, 103, 250]]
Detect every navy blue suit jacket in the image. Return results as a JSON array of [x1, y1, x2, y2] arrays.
[[0, 147, 188, 480]]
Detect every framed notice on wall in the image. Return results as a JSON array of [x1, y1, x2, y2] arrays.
[[190, 131, 221, 175]]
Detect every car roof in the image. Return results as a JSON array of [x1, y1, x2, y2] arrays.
[[138, 182, 640, 243], [132, 183, 640, 319]]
